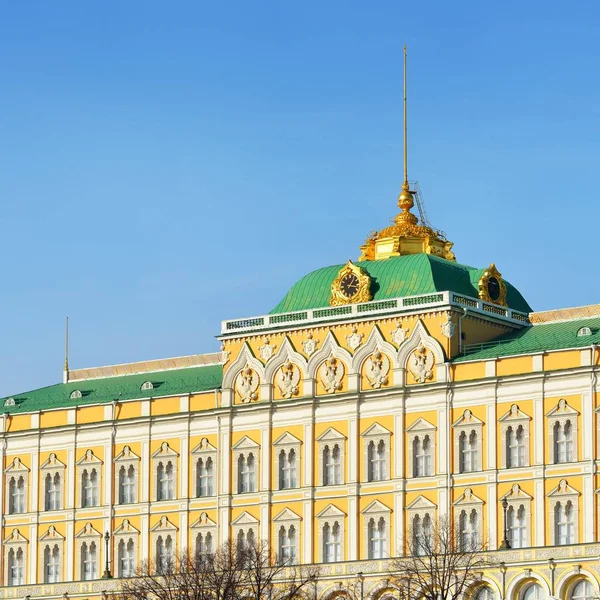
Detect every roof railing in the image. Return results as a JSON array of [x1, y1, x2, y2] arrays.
[[221, 292, 530, 336]]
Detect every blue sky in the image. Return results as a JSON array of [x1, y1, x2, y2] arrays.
[[0, 1, 599, 396]]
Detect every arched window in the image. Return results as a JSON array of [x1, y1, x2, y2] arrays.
[[475, 587, 496, 600], [7, 547, 25, 585], [555, 500, 574, 545], [238, 453, 256, 493], [278, 525, 296, 565], [45, 473, 62, 511], [459, 430, 478, 473], [197, 457, 214, 497], [157, 461, 174, 501], [368, 440, 387, 482], [118, 538, 136, 578], [9, 476, 26, 514], [413, 435, 432, 477], [196, 532, 213, 558], [119, 464, 137, 504], [506, 425, 526, 468], [81, 541, 97, 580], [507, 504, 527, 548], [459, 509, 478, 551], [412, 513, 432, 555], [44, 544, 61, 583], [522, 583, 545, 600], [156, 535, 173, 573], [571, 580, 594, 600], [368, 517, 386, 559], [554, 421, 574, 463], [81, 468, 99, 507], [279, 449, 297, 489], [323, 444, 341, 486], [323, 521, 341, 563]]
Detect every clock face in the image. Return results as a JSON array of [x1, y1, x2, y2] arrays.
[[340, 273, 360, 298], [487, 276, 501, 302]]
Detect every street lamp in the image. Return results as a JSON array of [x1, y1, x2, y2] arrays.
[[102, 531, 113, 579], [356, 573, 365, 600], [499, 498, 511, 549]]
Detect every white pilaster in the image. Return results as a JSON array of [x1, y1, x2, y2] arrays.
[[487, 482, 497, 548], [348, 494, 358, 560], [142, 440, 150, 503], [65, 520, 74, 581], [487, 401, 497, 470], [533, 394, 544, 465], [535, 477, 545, 545], [302, 498, 313, 563]]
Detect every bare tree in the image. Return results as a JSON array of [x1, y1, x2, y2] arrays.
[[391, 515, 492, 600], [118, 539, 319, 600]]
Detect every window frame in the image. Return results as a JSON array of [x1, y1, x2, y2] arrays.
[[499, 404, 530, 469], [361, 500, 390, 559], [4, 458, 29, 515], [191, 512, 217, 560], [41, 454, 66, 512], [407, 418, 436, 478], [192, 438, 217, 498], [273, 508, 301, 565], [317, 427, 346, 487], [76, 449, 103, 508], [316, 504, 346, 563], [453, 410, 483, 474], [39, 526, 64, 584], [547, 399, 579, 465], [114, 446, 140, 506], [548, 479, 580, 546], [232, 436, 260, 495], [113, 519, 140, 579], [3, 529, 27, 587], [152, 442, 179, 502], [273, 432, 301, 491], [362, 423, 391, 483]]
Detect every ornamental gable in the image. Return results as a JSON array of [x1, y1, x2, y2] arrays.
[[361, 500, 391, 515], [192, 438, 217, 454], [191, 512, 216, 528], [273, 508, 301, 522], [114, 446, 140, 462], [5, 457, 29, 473], [76, 449, 103, 466], [501, 483, 532, 501], [151, 442, 179, 458], [453, 488, 484, 506], [273, 432, 302, 446], [548, 479, 579, 498], [113, 519, 139, 536], [452, 409, 484, 428], [499, 404, 531, 422], [316, 427, 346, 442], [75, 523, 102, 538], [231, 511, 260, 526], [39, 526, 64, 541], [546, 398, 579, 418], [362, 423, 391, 438], [316, 503, 346, 519], [406, 495, 437, 511], [5, 529, 28, 544], [40, 453, 65, 470], [151, 516, 178, 532], [406, 417, 436, 432], [232, 435, 260, 450]]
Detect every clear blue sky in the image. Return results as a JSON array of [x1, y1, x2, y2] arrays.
[[1, 1, 599, 396]]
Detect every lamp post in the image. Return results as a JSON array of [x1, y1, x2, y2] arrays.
[[102, 531, 113, 579], [356, 572, 365, 600], [499, 498, 511, 549]]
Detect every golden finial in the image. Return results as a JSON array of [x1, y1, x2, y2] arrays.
[[64, 316, 69, 382]]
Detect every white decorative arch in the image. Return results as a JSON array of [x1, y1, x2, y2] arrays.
[[222, 342, 265, 390], [264, 336, 308, 381], [351, 325, 398, 372], [556, 568, 600, 599], [365, 583, 401, 600], [467, 576, 503, 600], [307, 331, 353, 376], [397, 319, 445, 368], [505, 572, 551, 600]]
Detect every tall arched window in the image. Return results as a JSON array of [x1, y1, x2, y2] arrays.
[[323, 444, 341, 486], [413, 435, 432, 477], [507, 504, 527, 548], [238, 453, 256, 493], [81, 468, 99, 507], [459, 509, 478, 550], [555, 500, 574, 545], [196, 532, 213, 558], [368, 440, 387, 482], [157, 461, 174, 501], [156, 535, 173, 573], [412, 513, 432, 555], [119, 465, 137, 504], [554, 421, 574, 463], [522, 583, 545, 600], [45, 473, 62, 511], [571, 580, 594, 600], [7, 547, 25, 586], [197, 457, 214, 497], [118, 538, 136, 578], [44, 544, 61, 583], [367, 517, 386, 559], [279, 449, 297, 489], [81, 541, 97, 580], [278, 525, 296, 565], [459, 430, 478, 473], [323, 521, 341, 563], [506, 425, 526, 468], [9, 476, 26, 514]]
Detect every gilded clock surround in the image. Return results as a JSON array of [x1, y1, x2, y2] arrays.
[[478, 263, 507, 306], [330, 260, 372, 306]]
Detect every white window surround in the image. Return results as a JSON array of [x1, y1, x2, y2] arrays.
[[5, 457, 29, 515], [499, 404, 531, 469], [151, 516, 178, 564], [406, 495, 437, 554], [547, 399, 579, 464], [548, 479, 580, 545], [273, 432, 302, 489], [114, 446, 140, 505], [39, 526, 65, 584], [152, 442, 179, 501], [75, 522, 101, 581], [316, 427, 346, 487], [453, 410, 483, 473], [316, 504, 346, 563], [361, 500, 391, 559], [76, 449, 103, 508], [191, 438, 217, 497], [362, 423, 391, 482], [501, 484, 532, 548], [407, 418, 436, 478], [232, 436, 260, 494], [274, 507, 302, 565], [41, 453, 66, 511], [191, 512, 217, 557], [3, 528, 27, 586], [453, 488, 484, 549], [231, 511, 260, 547], [113, 519, 140, 579]]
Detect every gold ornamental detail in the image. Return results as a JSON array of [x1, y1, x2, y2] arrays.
[[478, 263, 507, 306], [330, 261, 372, 306]]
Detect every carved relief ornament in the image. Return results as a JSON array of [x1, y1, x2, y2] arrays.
[[408, 345, 434, 383], [365, 350, 390, 389], [319, 355, 345, 393], [235, 364, 259, 403], [276, 361, 300, 399]]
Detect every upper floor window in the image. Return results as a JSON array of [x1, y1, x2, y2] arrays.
[[500, 404, 530, 469], [115, 446, 139, 505], [413, 435, 432, 477], [156, 460, 175, 501], [522, 583, 545, 600], [459, 508, 478, 551], [196, 532, 213, 559], [459, 431, 479, 473], [507, 504, 527, 548], [118, 538, 136, 578], [548, 399, 578, 464], [43, 544, 61, 583], [506, 425, 526, 468], [156, 534, 174, 574], [238, 453, 256, 493], [323, 444, 342, 486], [412, 513, 432, 556], [554, 421, 574, 463], [368, 440, 387, 482], [45, 473, 62, 511], [236, 527, 256, 551], [279, 449, 297, 490], [278, 524, 297, 565], [323, 521, 342, 563], [9, 476, 26, 514], [7, 548, 25, 586], [81, 468, 99, 508], [196, 457, 214, 497], [367, 517, 387, 559], [80, 541, 98, 581], [554, 500, 575, 545]]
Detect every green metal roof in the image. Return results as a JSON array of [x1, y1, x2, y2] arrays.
[[270, 254, 532, 314], [454, 317, 600, 362], [0, 364, 223, 415]]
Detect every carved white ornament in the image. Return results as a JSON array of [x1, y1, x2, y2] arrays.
[[276, 361, 300, 399], [319, 355, 345, 393], [235, 364, 259, 403], [441, 315, 456, 339], [302, 333, 319, 357], [220, 342, 230, 364], [391, 323, 410, 346], [409, 345, 434, 383], [346, 327, 364, 351], [259, 339, 277, 362], [365, 350, 390, 389]]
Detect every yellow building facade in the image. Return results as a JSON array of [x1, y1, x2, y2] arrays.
[[2, 170, 600, 600]]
